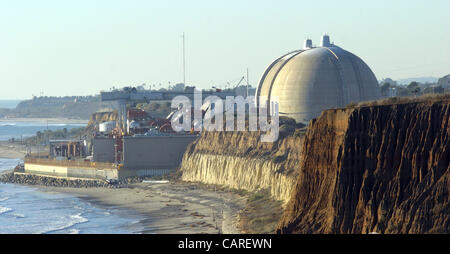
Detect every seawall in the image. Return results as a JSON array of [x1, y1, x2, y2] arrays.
[[23, 159, 118, 180]]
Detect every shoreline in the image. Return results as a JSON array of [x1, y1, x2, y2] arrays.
[[37, 182, 245, 234], [1, 168, 246, 234]]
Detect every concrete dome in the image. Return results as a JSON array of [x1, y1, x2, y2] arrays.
[[256, 35, 381, 123]]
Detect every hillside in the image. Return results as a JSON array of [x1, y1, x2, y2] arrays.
[[0, 95, 176, 120], [0, 96, 115, 119]]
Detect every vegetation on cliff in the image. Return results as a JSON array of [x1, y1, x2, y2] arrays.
[[24, 127, 86, 145]]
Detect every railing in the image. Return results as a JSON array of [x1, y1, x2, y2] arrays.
[[24, 158, 117, 170]]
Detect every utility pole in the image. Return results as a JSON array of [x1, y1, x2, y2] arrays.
[[246, 68, 249, 97], [182, 32, 186, 85], [46, 120, 49, 146]]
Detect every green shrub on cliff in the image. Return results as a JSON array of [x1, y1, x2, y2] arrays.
[[24, 127, 86, 145], [247, 193, 265, 203]]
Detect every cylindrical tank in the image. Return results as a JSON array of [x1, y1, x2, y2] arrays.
[[99, 121, 116, 133], [129, 120, 140, 129]]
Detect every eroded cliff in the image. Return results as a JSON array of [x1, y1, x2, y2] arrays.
[[179, 130, 304, 204], [277, 99, 450, 233], [84, 111, 117, 134]]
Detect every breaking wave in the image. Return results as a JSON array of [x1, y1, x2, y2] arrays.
[[0, 206, 13, 215], [11, 213, 25, 218], [37, 213, 89, 234]]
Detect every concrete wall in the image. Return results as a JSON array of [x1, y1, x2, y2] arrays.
[[93, 138, 115, 163], [24, 163, 118, 180], [23, 162, 171, 180], [24, 163, 68, 177], [123, 135, 198, 169]]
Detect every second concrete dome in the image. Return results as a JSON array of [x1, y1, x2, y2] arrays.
[[256, 35, 381, 123]]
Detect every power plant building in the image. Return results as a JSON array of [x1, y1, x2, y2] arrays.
[[256, 35, 381, 123]]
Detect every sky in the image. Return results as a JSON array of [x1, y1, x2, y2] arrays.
[[0, 0, 449, 99]]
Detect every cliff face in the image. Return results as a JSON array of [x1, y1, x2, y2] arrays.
[[84, 111, 117, 134], [277, 100, 450, 233], [87, 111, 117, 126], [179, 131, 304, 204]]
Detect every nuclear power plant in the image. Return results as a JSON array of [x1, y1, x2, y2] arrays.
[[20, 34, 384, 181], [256, 34, 381, 123]]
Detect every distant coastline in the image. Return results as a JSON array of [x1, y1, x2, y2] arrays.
[[0, 117, 88, 124]]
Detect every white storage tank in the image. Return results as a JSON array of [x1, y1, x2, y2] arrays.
[[99, 121, 116, 133], [129, 120, 140, 129]]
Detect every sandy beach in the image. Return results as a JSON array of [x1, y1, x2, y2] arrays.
[[0, 140, 44, 159], [40, 182, 246, 234], [0, 141, 27, 159]]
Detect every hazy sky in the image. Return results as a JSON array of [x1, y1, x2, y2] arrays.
[[0, 0, 449, 99]]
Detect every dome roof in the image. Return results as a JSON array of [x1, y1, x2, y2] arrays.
[[256, 36, 381, 123]]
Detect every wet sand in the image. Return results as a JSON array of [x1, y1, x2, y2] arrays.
[[40, 181, 246, 234]]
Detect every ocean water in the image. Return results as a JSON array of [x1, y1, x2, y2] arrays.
[[0, 122, 146, 234], [0, 121, 87, 141]]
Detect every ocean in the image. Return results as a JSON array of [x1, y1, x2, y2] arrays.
[[0, 121, 145, 234], [0, 121, 87, 141]]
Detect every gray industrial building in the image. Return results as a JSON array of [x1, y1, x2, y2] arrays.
[[256, 34, 381, 123], [92, 135, 198, 176], [122, 135, 197, 170], [92, 137, 115, 163]]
